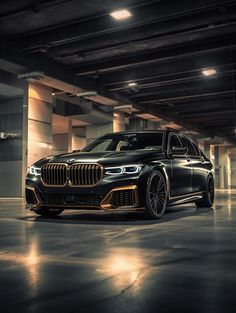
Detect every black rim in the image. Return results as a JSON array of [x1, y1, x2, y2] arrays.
[[149, 174, 166, 215], [208, 177, 214, 204]]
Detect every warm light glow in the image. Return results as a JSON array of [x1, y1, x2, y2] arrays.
[[110, 9, 132, 20], [96, 250, 146, 291], [202, 68, 217, 76], [128, 81, 137, 87], [0, 240, 41, 293], [38, 142, 52, 149]]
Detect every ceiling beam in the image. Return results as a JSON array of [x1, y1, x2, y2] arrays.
[[41, 6, 236, 58], [177, 110, 236, 119], [100, 57, 236, 87], [9, 0, 234, 52], [138, 90, 235, 103], [74, 35, 236, 76], [0, 48, 131, 106], [50, 22, 236, 66]]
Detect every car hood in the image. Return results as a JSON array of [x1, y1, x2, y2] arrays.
[[48, 150, 165, 166]]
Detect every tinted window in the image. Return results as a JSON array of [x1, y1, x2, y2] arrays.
[[86, 138, 113, 152], [180, 136, 198, 156], [83, 133, 164, 152], [191, 142, 201, 157], [169, 134, 182, 149]]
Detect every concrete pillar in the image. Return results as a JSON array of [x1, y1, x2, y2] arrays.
[[86, 123, 113, 144], [52, 114, 73, 154], [72, 127, 86, 151], [127, 118, 147, 131], [28, 83, 53, 167], [113, 112, 125, 132], [228, 148, 236, 188], [200, 141, 231, 189], [218, 146, 229, 189]]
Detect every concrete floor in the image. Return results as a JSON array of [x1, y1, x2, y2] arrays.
[[0, 190, 235, 313]]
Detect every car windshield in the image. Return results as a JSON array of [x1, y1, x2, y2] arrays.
[[82, 132, 164, 152]]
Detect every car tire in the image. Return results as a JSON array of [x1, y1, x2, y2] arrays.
[[145, 170, 168, 219], [33, 206, 64, 217], [195, 175, 214, 208]]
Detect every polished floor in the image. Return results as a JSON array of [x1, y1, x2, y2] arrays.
[[0, 190, 236, 313]]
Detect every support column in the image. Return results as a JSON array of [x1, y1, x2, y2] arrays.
[[218, 145, 229, 189], [72, 127, 86, 151], [113, 112, 125, 132], [28, 83, 53, 167], [52, 115, 73, 154], [86, 123, 113, 144]]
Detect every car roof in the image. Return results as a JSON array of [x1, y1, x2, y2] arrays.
[[104, 129, 180, 136]]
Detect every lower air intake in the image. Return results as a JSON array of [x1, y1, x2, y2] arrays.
[[110, 189, 136, 207]]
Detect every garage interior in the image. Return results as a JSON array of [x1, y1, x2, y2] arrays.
[[0, 0, 236, 312]]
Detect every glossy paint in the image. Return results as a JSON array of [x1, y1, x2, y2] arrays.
[[26, 131, 213, 210], [0, 190, 236, 313]]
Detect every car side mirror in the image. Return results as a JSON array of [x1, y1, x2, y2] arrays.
[[171, 146, 188, 156]]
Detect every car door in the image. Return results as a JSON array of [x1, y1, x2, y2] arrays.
[[179, 135, 208, 194], [168, 133, 192, 197]]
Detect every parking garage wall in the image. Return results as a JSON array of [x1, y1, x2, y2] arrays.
[[0, 98, 23, 197]]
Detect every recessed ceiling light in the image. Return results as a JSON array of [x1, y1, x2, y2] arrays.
[[110, 9, 132, 20], [128, 81, 137, 87], [202, 68, 217, 76]]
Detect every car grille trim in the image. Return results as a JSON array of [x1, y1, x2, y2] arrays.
[[41, 163, 103, 186], [41, 164, 67, 186]]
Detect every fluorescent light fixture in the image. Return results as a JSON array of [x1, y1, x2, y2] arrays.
[[110, 9, 132, 20], [52, 91, 66, 96], [75, 91, 97, 97], [128, 81, 137, 87], [202, 68, 217, 76]]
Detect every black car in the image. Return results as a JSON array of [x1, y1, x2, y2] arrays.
[[25, 130, 214, 219]]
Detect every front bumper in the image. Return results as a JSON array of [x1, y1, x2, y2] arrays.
[[25, 174, 144, 211]]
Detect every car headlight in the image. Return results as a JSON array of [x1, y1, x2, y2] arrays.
[[29, 166, 41, 176], [105, 164, 143, 175]]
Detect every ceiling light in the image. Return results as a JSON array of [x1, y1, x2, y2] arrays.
[[52, 91, 67, 96], [202, 68, 217, 76], [128, 82, 137, 87], [110, 9, 132, 20], [75, 91, 97, 97]]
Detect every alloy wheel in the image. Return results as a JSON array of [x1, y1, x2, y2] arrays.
[[148, 173, 167, 216]]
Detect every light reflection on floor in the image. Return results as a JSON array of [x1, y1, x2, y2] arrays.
[[0, 190, 236, 313]]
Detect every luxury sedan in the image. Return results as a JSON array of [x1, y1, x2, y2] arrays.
[[25, 130, 214, 219]]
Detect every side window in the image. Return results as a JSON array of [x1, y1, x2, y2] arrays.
[[192, 142, 201, 157], [169, 134, 182, 149], [180, 136, 198, 156]]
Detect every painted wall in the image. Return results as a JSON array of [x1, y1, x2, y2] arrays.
[[0, 98, 23, 197]]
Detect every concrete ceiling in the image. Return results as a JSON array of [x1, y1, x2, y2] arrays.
[[0, 0, 236, 142]]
